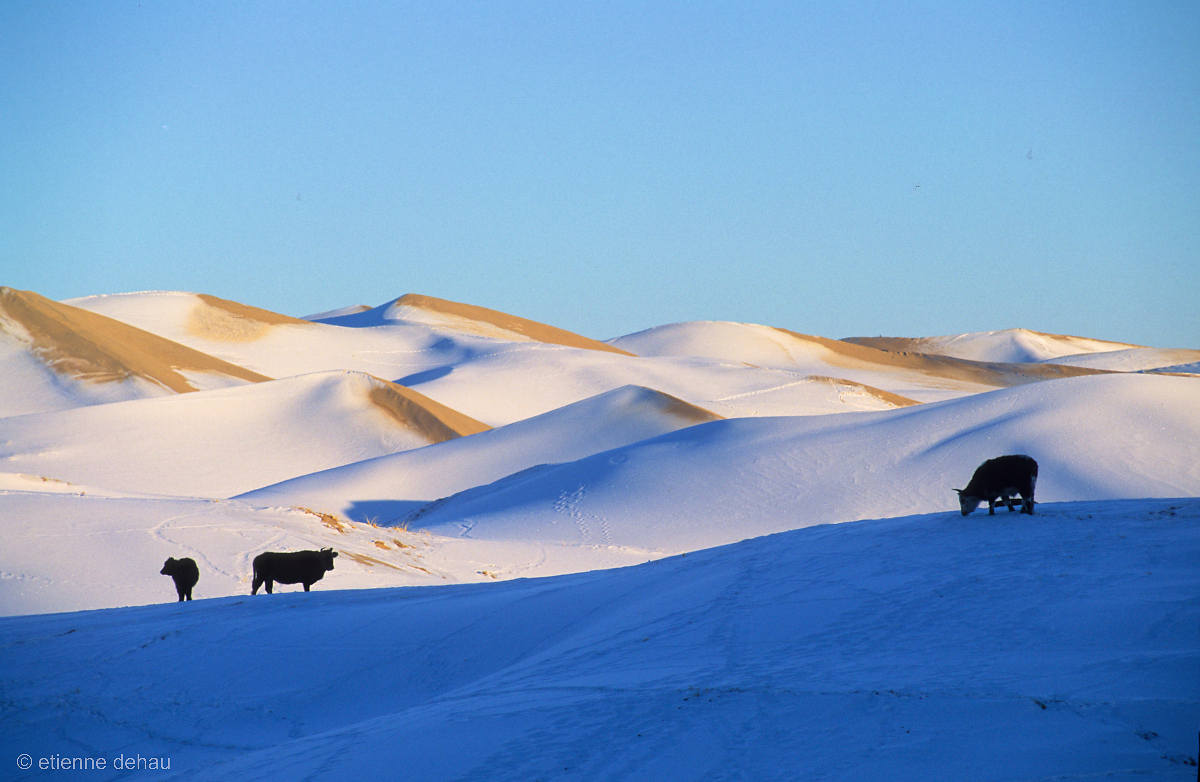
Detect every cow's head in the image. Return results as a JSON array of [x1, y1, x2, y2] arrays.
[[160, 558, 177, 575], [953, 489, 981, 516], [320, 548, 338, 571]]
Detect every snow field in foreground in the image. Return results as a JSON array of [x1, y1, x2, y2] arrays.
[[2, 498, 1197, 781]]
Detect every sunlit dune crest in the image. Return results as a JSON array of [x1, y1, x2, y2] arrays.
[[0, 287, 269, 392], [392, 293, 636, 355], [186, 293, 312, 342]]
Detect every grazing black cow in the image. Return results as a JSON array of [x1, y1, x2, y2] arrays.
[[251, 548, 338, 594], [160, 557, 199, 602], [955, 454, 1038, 516]]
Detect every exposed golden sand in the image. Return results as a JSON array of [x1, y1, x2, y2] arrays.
[[651, 389, 725, 423], [771, 328, 1108, 387], [396, 293, 635, 356], [340, 551, 405, 570], [0, 288, 271, 392], [805, 376, 921, 408], [187, 294, 312, 342], [367, 376, 492, 443]]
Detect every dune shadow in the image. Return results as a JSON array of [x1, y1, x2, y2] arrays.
[[396, 365, 454, 387]]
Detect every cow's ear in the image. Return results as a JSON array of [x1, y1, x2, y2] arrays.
[[952, 488, 963, 494], [331, 550, 339, 558]]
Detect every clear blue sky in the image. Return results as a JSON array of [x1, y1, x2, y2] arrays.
[[3, 1, 1197, 346]]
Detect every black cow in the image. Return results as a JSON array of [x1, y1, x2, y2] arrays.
[[955, 454, 1038, 516], [251, 548, 338, 594], [160, 557, 199, 602]]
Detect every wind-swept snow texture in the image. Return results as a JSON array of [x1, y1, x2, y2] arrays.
[[2, 499, 1197, 780]]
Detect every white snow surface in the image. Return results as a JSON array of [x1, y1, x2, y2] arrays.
[[0, 372, 449, 498], [238, 384, 722, 522], [1041, 346, 1200, 372], [2, 499, 1197, 780], [402, 374, 1200, 551], [4, 290, 1199, 779]]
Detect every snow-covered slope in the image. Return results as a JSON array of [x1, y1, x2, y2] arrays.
[[1041, 346, 1200, 372], [3, 498, 1196, 780], [0, 371, 487, 497], [10, 372, 1195, 616], [402, 374, 1200, 554], [239, 385, 722, 522], [0, 486, 658, 616]]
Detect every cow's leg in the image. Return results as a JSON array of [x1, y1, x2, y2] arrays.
[[1023, 495, 1034, 514], [988, 499, 996, 515], [176, 586, 186, 602], [303, 582, 311, 592], [251, 576, 262, 595], [264, 579, 273, 594], [185, 586, 192, 601]]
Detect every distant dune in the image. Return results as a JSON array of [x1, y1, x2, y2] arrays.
[[843, 328, 1143, 364], [0, 287, 269, 393], [613, 320, 1107, 392], [329, 293, 637, 356], [781, 328, 1109, 387]]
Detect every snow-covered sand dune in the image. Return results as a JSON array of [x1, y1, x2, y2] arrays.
[[0, 371, 487, 498], [846, 327, 1200, 373], [844, 327, 1141, 363], [66, 291, 933, 422], [65, 290, 503, 385], [0, 288, 268, 417], [3, 498, 1196, 780], [239, 384, 723, 521], [4, 287, 1197, 779], [402, 373, 1200, 554]]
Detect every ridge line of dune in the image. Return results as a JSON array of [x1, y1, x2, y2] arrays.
[[395, 293, 636, 356]]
